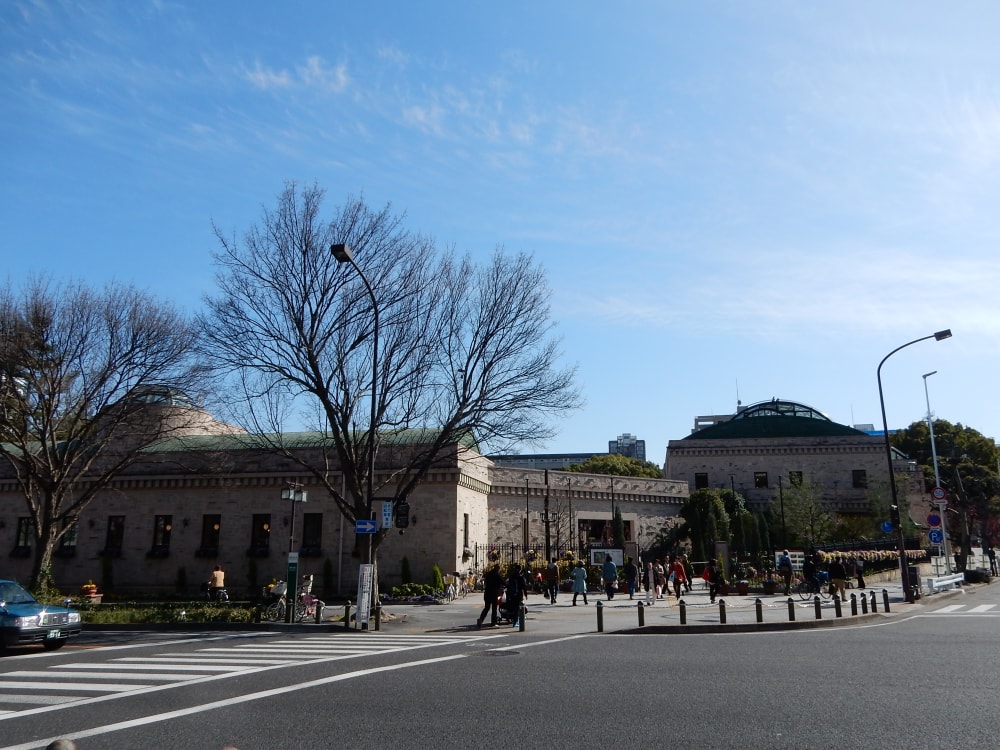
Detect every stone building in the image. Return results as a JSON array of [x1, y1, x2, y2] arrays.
[[1, 401, 688, 598], [664, 399, 892, 514]]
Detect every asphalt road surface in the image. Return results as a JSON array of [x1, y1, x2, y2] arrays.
[[1, 583, 997, 749]]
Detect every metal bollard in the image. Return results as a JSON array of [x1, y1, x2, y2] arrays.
[[344, 600, 352, 630], [787, 597, 795, 621], [253, 604, 262, 623], [373, 602, 381, 630], [850, 593, 857, 616], [519, 602, 526, 632], [637, 601, 645, 627], [882, 589, 891, 613], [834, 596, 842, 618], [814, 595, 822, 620], [870, 590, 878, 613], [860, 592, 868, 614], [679, 599, 687, 625], [755, 598, 763, 624], [596, 600, 604, 632], [719, 599, 726, 624], [316, 600, 325, 625]]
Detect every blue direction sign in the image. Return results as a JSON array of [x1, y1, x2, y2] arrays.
[[881, 520, 895, 534], [929, 528, 944, 544], [355, 519, 377, 534]]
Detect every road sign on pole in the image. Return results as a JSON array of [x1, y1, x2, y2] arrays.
[[927, 513, 941, 527], [931, 486, 947, 501], [929, 529, 944, 544], [355, 519, 377, 534], [382, 501, 393, 530]]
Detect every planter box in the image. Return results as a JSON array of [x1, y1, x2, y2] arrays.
[[761, 580, 779, 595]]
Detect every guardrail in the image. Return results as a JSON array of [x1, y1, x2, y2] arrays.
[[924, 573, 964, 594]]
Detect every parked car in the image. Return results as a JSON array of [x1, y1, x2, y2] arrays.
[[0, 579, 82, 651]]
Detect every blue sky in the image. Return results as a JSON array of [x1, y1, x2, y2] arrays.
[[3, 2, 999, 465]]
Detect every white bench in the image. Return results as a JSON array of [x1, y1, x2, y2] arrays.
[[925, 572, 964, 594]]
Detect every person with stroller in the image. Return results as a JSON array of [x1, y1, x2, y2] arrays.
[[504, 563, 529, 627], [477, 564, 506, 628]]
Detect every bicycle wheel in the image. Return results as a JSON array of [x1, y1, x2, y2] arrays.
[[458, 582, 469, 599], [263, 601, 284, 621], [796, 581, 813, 601], [294, 602, 308, 622]]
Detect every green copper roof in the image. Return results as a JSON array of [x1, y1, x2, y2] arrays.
[[684, 400, 868, 440]]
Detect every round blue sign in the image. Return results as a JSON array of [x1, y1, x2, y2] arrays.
[[929, 528, 944, 544], [927, 513, 941, 527], [881, 520, 895, 533]]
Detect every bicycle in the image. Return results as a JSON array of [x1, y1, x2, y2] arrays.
[[796, 571, 833, 601], [261, 580, 314, 622]]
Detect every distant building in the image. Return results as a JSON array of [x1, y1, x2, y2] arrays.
[[488, 452, 599, 471], [609, 433, 645, 461]]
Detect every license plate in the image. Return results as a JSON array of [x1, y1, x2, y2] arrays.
[[47, 629, 62, 638]]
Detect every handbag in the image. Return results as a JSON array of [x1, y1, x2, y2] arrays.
[[668, 572, 675, 583], [611, 580, 619, 591]]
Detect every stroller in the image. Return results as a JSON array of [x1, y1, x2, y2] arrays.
[[496, 590, 527, 626]]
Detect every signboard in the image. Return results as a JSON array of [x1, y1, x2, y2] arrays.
[[590, 548, 623, 566], [881, 521, 895, 534], [929, 529, 944, 544], [381, 501, 393, 530], [355, 563, 374, 630], [285, 552, 299, 624], [931, 486, 947, 501], [927, 513, 942, 527], [355, 519, 377, 534]]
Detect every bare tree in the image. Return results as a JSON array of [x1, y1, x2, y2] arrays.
[[0, 278, 206, 590], [199, 183, 581, 565]]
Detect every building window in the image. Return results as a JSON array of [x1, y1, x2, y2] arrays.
[[789, 471, 803, 487], [11, 517, 34, 557], [301, 513, 322, 557], [196, 514, 222, 557], [694, 473, 709, 490], [463, 513, 470, 549], [852, 470, 867, 489], [247, 514, 271, 557], [55, 518, 78, 558], [754, 472, 769, 489], [102, 515, 125, 557], [149, 515, 172, 558]]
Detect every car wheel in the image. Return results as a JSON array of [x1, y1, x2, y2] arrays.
[[42, 637, 67, 651]]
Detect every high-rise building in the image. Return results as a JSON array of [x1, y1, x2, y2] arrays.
[[609, 433, 645, 461]]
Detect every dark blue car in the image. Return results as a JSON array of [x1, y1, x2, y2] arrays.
[[0, 579, 82, 651]]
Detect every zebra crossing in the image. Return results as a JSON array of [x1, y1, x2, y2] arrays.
[[929, 603, 999, 615], [0, 633, 492, 717]]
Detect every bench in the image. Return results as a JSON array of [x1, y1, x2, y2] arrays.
[[925, 572, 964, 594]]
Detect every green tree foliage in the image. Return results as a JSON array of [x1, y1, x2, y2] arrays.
[[893, 419, 1000, 570], [677, 489, 730, 562], [781, 481, 833, 548], [566, 454, 662, 478]]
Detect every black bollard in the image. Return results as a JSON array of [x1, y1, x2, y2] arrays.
[[519, 602, 526, 632], [834, 596, 842, 618], [755, 598, 763, 624], [882, 589, 891, 613], [719, 599, 726, 624], [373, 602, 381, 630], [679, 599, 687, 625], [637, 601, 645, 627], [344, 600, 352, 630], [787, 597, 795, 621], [596, 601, 604, 633], [860, 592, 868, 614], [870, 590, 878, 613], [814, 595, 822, 620], [850, 593, 857, 616]]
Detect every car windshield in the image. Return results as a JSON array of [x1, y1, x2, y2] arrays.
[[0, 582, 37, 605]]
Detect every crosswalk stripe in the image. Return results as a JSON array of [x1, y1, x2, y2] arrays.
[[968, 604, 996, 613], [933, 605, 964, 613], [0, 681, 153, 692], [5, 671, 198, 682]]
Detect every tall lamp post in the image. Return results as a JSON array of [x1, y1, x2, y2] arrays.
[[281, 483, 307, 623], [923, 370, 952, 574], [330, 244, 380, 576], [877, 329, 952, 602]]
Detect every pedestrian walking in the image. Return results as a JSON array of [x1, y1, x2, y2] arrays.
[[706, 559, 723, 603], [571, 560, 589, 605], [828, 555, 848, 601], [854, 556, 866, 589], [624, 556, 639, 599], [681, 554, 694, 593], [653, 559, 666, 599], [546, 557, 560, 603], [601, 553, 618, 600], [477, 564, 505, 628], [505, 564, 529, 627], [668, 556, 687, 598], [643, 561, 655, 604], [777, 550, 793, 595]]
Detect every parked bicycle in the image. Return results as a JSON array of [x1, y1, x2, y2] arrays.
[[261, 577, 321, 622], [797, 571, 833, 601], [442, 571, 474, 602]]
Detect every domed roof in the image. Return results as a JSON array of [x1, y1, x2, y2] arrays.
[[126, 385, 197, 408], [683, 399, 867, 440]]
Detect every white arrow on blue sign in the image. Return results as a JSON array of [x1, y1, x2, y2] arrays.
[[355, 519, 377, 534]]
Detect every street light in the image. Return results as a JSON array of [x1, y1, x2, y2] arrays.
[[331, 244, 380, 590], [281, 483, 307, 623], [877, 329, 952, 602], [923, 370, 951, 574]]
